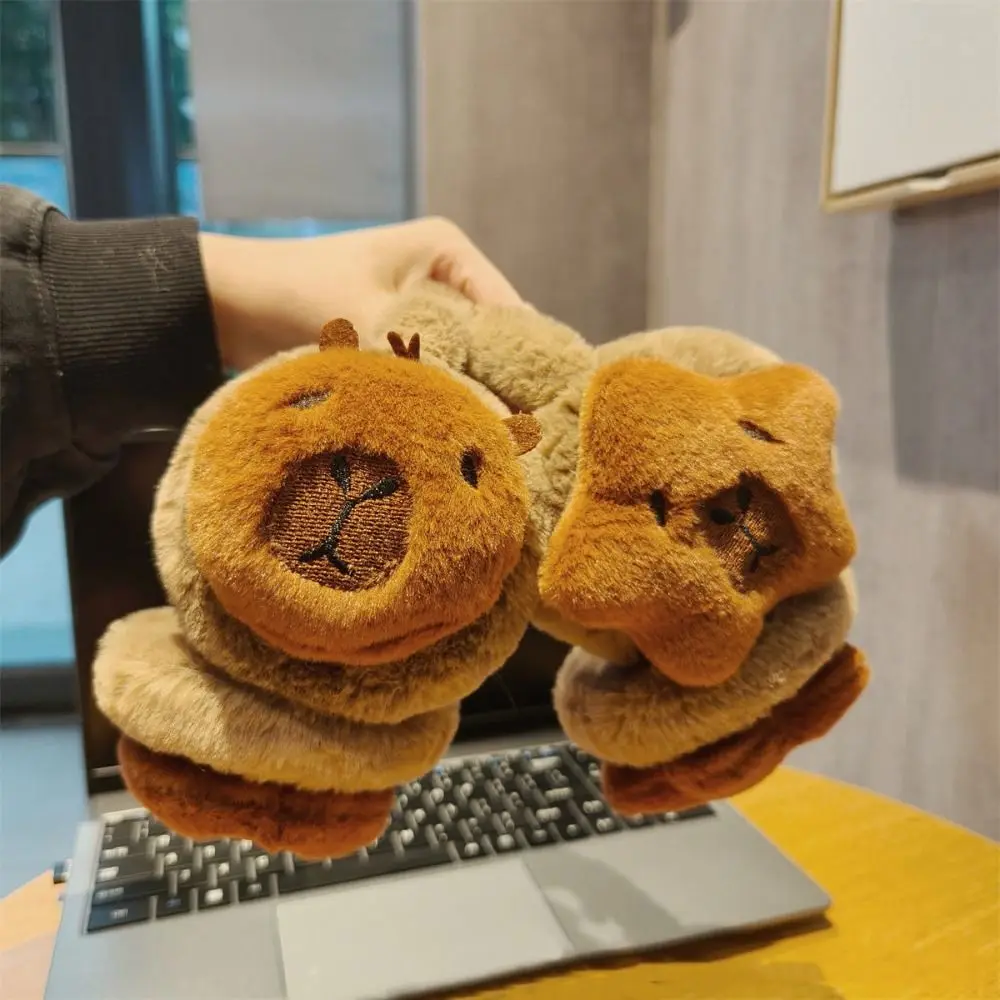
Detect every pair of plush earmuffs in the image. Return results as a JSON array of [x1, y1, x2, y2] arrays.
[[93, 284, 867, 857]]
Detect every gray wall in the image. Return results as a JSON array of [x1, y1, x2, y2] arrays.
[[660, 0, 999, 836], [418, 0, 654, 341]]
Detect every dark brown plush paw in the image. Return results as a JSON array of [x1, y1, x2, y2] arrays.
[[118, 736, 393, 859], [603, 643, 869, 814]]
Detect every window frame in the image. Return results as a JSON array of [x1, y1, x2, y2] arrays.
[[1, 0, 179, 719]]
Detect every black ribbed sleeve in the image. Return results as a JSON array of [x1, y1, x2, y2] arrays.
[[0, 185, 222, 555]]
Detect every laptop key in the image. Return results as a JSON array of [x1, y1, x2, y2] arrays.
[[549, 816, 590, 842], [621, 814, 657, 828], [278, 859, 356, 894], [154, 891, 192, 918], [149, 832, 190, 855], [365, 835, 397, 859], [482, 832, 520, 854], [195, 840, 230, 863], [95, 854, 156, 882], [173, 864, 209, 889], [87, 898, 151, 932], [206, 861, 235, 884], [129, 819, 150, 844], [197, 885, 231, 910], [238, 878, 274, 903], [161, 847, 194, 869], [101, 823, 133, 850], [92, 876, 165, 904], [99, 845, 135, 863], [526, 826, 555, 847]]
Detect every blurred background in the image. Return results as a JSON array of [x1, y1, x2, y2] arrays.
[[1, 0, 997, 893]]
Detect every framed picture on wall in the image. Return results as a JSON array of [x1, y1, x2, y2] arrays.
[[822, 0, 1000, 212]]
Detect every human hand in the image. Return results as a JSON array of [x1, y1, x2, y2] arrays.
[[200, 217, 522, 371]]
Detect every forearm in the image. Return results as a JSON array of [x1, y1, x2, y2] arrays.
[[0, 185, 221, 554], [199, 217, 522, 371]]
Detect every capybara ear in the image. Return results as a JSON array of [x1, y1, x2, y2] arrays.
[[504, 413, 542, 456], [386, 330, 421, 361], [319, 318, 360, 351]]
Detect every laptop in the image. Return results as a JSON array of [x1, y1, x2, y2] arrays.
[[46, 436, 830, 1000]]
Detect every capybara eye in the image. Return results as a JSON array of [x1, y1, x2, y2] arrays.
[[649, 490, 668, 527], [289, 390, 331, 410], [461, 449, 482, 488], [739, 419, 779, 443]]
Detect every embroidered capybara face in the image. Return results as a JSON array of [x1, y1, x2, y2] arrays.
[[185, 320, 541, 666], [538, 358, 856, 687]]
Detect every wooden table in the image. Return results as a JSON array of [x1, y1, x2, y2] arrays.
[[2, 769, 997, 1000]]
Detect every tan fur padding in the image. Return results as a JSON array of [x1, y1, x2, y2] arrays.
[[185, 343, 532, 665], [154, 352, 536, 724], [595, 325, 781, 376], [602, 643, 870, 814], [94, 608, 458, 792], [540, 359, 857, 686], [118, 737, 392, 859], [372, 282, 595, 413], [554, 579, 853, 767]]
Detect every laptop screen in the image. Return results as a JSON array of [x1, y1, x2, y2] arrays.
[[67, 437, 568, 794]]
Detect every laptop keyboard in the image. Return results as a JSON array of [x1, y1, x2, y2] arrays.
[[86, 743, 713, 932]]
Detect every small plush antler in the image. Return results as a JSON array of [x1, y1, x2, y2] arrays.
[[319, 319, 360, 351], [387, 331, 420, 362]]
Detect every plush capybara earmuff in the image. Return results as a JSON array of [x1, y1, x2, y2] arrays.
[[372, 284, 869, 815], [93, 320, 542, 857], [186, 319, 539, 667]]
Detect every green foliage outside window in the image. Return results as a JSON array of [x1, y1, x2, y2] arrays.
[[163, 0, 195, 153], [1, 0, 195, 153], [0, 0, 57, 144]]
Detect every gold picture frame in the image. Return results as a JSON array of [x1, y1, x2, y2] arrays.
[[821, 0, 1000, 213]]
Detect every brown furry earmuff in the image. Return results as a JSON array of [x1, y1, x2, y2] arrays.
[[93, 320, 542, 857], [372, 285, 869, 814]]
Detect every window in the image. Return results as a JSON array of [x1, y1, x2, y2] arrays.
[[165, 0, 382, 236], [1, 1, 74, 673], [0, 0, 68, 207], [1, 0, 57, 144], [1, 0, 397, 685]]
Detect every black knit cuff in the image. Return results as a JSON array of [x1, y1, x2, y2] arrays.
[[42, 211, 222, 448]]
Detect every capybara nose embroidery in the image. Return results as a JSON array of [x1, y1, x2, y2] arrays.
[[700, 476, 794, 587], [266, 451, 413, 592], [299, 454, 401, 574]]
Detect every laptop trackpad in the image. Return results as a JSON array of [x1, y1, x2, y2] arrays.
[[277, 858, 574, 1000]]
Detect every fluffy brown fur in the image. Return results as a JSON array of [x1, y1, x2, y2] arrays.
[[369, 289, 867, 808], [554, 579, 853, 767], [185, 328, 538, 666], [371, 288, 849, 678], [540, 358, 857, 686], [94, 608, 458, 792], [118, 737, 392, 859], [372, 283, 595, 414], [154, 347, 539, 726], [602, 643, 870, 813]]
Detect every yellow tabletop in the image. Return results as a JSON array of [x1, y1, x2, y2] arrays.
[[2, 768, 997, 1000]]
